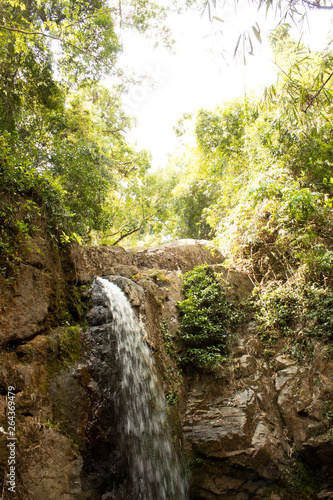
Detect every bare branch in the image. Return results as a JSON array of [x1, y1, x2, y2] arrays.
[[103, 214, 155, 245], [111, 226, 141, 245], [0, 24, 88, 53]]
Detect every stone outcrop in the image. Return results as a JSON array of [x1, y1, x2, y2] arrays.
[[132, 239, 224, 273], [0, 230, 68, 347], [83, 266, 333, 499], [0, 238, 223, 347], [183, 330, 333, 499], [0, 264, 51, 345], [1, 234, 333, 500], [72, 239, 225, 283], [0, 239, 225, 499]]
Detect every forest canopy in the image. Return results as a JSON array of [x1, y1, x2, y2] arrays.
[[159, 25, 333, 286], [0, 0, 179, 246], [1, 0, 333, 285]]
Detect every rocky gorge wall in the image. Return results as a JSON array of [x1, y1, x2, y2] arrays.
[[0, 233, 333, 499]]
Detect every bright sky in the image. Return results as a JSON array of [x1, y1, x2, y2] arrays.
[[116, 4, 333, 169]]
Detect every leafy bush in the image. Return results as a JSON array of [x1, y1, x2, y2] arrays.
[[255, 281, 333, 355], [177, 265, 244, 370], [0, 160, 79, 282]]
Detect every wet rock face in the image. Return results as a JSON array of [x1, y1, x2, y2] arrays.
[[183, 333, 286, 498], [0, 238, 222, 499], [0, 332, 91, 500], [0, 233, 74, 347], [19, 428, 87, 500], [82, 278, 142, 499], [106, 275, 145, 307], [0, 265, 51, 346], [72, 245, 136, 283], [83, 277, 189, 500], [273, 347, 333, 469], [0, 238, 223, 347]]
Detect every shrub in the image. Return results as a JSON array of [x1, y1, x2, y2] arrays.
[[254, 281, 333, 356], [177, 265, 244, 370]]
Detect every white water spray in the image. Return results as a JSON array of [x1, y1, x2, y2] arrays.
[[97, 277, 188, 500]]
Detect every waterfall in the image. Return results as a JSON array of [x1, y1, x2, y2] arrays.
[[87, 277, 188, 499]]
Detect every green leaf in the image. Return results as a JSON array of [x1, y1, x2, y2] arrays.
[[234, 34, 242, 59], [252, 24, 262, 44], [212, 16, 224, 23]]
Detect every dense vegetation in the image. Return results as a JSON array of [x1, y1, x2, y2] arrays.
[[2, 1, 333, 253], [169, 25, 333, 365], [2, 1, 333, 362], [0, 0, 182, 278], [177, 264, 246, 370], [163, 28, 333, 270]]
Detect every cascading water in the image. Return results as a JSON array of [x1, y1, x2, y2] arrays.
[[86, 277, 188, 499]]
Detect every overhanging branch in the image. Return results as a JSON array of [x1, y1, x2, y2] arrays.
[[0, 24, 88, 53]]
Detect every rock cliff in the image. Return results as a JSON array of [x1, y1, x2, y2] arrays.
[[0, 234, 333, 499]]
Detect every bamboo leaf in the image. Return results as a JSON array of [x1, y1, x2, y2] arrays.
[[234, 33, 242, 59], [252, 24, 262, 44], [248, 33, 254, 55]]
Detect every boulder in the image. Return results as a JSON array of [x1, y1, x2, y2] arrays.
[[0, 265, 51, 346], [73, 239, 225, 283], [71, 245, 135, 283], [132, 239, 225, 272]]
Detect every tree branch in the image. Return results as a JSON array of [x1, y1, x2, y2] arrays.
[[103, 214, 155, 245], [111, 226, 142, 245], [303, 70, 333, 113], [104, 128, 125, 138], [0, 24, 88, 53], [102, 222, 131, 239], [301, 0, 333, 9]]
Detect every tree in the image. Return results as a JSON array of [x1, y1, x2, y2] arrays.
[[160, 27, 333, 283], [98, 167, 178, 247], [0, 0, 174, 243]]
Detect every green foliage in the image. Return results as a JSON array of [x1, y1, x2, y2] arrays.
[[200, 0, 333, 66], [195, 101, 256, 159], [47, 326, 82, 366], [177, 265, 244, 370], [166, 32, 333, 286], [158, 27, 333, 282], [172, 178, 220, 239], [160, 320, 177, 357], [180, 345, 226, 370], [97, 165, 178, 246], [0, 153, 82, 281], [0, 197, 33, 277], [57, 326, 81, 363], [164, 97, 260, 243], [149, 269, 172, 282], [282, 456, 321, 499], [39, 324, 84, 396], [323, 402, 333, 424], [166, 390, 178, 406], [0, 80, 155, 246], [254, 281, 333, 358], [0, 0, 179, 250]]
